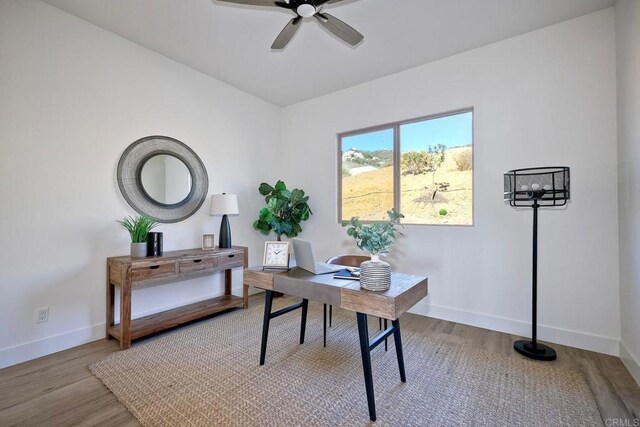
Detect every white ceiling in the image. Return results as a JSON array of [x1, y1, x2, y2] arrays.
[[42, 0, 614, 106]]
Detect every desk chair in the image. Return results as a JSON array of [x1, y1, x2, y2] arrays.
[[324, 255, 388, 350]]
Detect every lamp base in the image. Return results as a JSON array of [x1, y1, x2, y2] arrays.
[[514, 340, 556, 361], [219, 214, 232, 249]]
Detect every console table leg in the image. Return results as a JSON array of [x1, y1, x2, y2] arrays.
[[106, 282, 114, 340], [224, 269, 232, 295], [120, 281, 132, 350], [357, 312, 377, 422], [259, 290, 274, 366], [392, 319, 406, 382], [300, 299, 309, 344], [243, 284, 249, 309]]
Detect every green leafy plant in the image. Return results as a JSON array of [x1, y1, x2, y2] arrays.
[[117, 215, 159, 243], [253, 180, 312, 241], [439, 209, 448, 216], [344, 209, 404, 256]]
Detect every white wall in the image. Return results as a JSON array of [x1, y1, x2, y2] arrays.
[[0, 0, 281, 368], [615, 0, 640, 385], [282, 9, 620, 355]]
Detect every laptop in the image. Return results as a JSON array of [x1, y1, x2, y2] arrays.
[[291, 239, 344, 275]]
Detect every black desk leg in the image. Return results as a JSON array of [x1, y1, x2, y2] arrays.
[[323, 303, 327, 347], [259, 290, 274, 366], [392, 319, 406, 382], [357, 312, 377, 422], [300, 299, 309, 344], [384, 319, 388, 352]]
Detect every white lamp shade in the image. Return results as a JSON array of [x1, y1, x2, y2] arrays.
[[210, 194, 239, 215]]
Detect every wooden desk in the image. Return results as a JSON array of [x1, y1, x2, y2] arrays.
[[107, 246, 248, 349], [243, 267, 428, 421]]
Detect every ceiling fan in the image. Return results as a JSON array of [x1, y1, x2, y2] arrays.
[[214, 0, 364, 49]]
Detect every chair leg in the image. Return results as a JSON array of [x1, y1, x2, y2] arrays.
[[329, 305, 332, 327], [323, 303, 327, 347], [379, 317, 382, 330]]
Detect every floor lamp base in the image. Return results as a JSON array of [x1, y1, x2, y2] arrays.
[[514, 340, 557, 361]]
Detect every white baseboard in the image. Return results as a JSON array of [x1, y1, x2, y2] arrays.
[[409, 300, 620, 356], [0, 288, 621, 369], [620, 341, 640, 387], [0, 285, 259, 369], [0, 323, 105, 369]]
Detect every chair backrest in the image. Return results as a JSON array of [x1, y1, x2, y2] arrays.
[[326, 255, 371, 268]]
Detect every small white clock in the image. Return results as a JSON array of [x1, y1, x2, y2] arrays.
[[263, 241, 290, 269]]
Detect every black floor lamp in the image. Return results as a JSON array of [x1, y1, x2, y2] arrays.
[[504, 166, 570, 361]]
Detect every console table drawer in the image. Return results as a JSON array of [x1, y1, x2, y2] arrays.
[[130, 261, 177, 282], [217, 252, 244, 268], [179, 258, 216, 273]]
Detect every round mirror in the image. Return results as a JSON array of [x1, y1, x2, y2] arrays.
[[117, 136, 208, 223], [140, 154, 192, 205]]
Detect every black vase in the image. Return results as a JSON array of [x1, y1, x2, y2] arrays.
[[147, 232, 163, 256]]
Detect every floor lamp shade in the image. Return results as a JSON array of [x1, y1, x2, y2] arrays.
[[504, 166, 570, 206], [503, 166, 570, 361], [210, 194, 239, 249]]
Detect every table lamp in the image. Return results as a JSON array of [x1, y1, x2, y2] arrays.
[[503, 166, 570, 361], [210, 193, 239, 249]]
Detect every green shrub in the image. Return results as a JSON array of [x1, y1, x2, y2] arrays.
[[439, 209, 448, 216], [453, 149, 472, 171]]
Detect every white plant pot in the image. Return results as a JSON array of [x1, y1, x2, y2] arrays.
[[360, 254, 391, 291], [130, 242, 147, 258]]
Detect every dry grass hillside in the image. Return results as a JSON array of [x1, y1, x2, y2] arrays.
[[341, 147, 472, 225]]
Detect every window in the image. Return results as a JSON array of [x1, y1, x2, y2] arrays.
[[338, 109, 473, 225]]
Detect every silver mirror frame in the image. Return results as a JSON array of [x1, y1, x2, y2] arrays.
[[117, 136, 208, 223]]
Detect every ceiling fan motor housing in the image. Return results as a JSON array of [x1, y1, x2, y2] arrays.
[[296, 4, 317, 17]]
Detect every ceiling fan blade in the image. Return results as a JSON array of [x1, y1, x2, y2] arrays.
[[214, 0, 279, 6], [315, 12, 363, 46], [271, 17, 302, 49]]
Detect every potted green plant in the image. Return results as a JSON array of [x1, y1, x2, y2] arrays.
[[344, 209, 404, 291], [117, 215, 159, 257], [253, 180, 312, 241]]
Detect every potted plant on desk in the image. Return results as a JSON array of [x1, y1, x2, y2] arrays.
[[117, 215, 159, 258], [344, 209, 404, 291]]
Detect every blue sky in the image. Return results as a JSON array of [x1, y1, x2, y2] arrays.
[[342, 111, 472, 152]]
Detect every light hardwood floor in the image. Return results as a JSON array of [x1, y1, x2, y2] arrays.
[[1, 295, 638, 426]]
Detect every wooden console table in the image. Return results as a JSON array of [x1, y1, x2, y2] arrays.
[[107, 246, 248, 349]]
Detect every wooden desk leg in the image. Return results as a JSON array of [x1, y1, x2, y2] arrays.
[[392, 319, 406, 382], [356, 312, 377, 422], [243, 284, 249, 309], [259, 290, 274, 366], [120, 281, 132, 350]]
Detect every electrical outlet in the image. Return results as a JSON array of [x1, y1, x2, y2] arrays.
[[37, 307, 49, 323]]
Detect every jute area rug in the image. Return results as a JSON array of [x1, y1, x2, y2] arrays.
[[91, 299, 602, 426]]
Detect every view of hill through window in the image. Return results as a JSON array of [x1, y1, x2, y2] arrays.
[[340, 110, 473, 225]]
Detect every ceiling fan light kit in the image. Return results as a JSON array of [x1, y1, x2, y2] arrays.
[[214, 0, 363, 49]]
